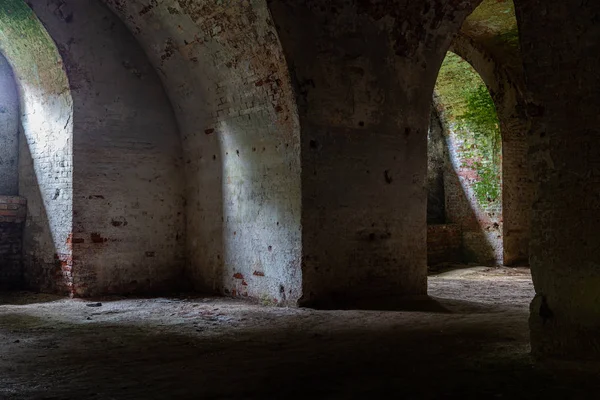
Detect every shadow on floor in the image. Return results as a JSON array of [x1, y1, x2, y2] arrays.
[[1, 309, 599, 400]]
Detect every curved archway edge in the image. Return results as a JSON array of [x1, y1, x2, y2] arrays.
[[0, 0, 73, 293]]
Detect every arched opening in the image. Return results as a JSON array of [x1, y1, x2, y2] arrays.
[[427, 51, 502, 267], [0, 0, 187, 297], [0, 1, 73, 293], [426, 0, 533, 273], [4, 0, 600, 396], [426, 0, 533, 319]]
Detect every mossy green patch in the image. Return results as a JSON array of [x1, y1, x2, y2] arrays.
[[435, 52, 502, 206], [0, 0, 68, 93], [464, 0, 517, 37]]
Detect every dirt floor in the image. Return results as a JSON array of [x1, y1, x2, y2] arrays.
[[1, 266, 599, 399]]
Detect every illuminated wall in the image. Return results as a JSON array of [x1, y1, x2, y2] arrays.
[[433, 52, 503, 265], [0, 0, 73, 292]]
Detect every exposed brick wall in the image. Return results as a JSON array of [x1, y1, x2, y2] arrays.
[[442, 128, 503, 265], [13, 0, 494, 307], [427, 224, 462, 266], [500, 117, 531, 265], [450, 34, 532, 266], [0, 196, 26, 289], [0, 0, 74, 295], [428, 103, 498, 266], [0, 0, 189, 296]]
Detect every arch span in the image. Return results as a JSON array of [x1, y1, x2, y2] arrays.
[[0, 1, 73, 293], [449, 35, 532, 265], [268, 0, 482, 307], [432, 51, 502, 265], [3, 0, 187, 296]]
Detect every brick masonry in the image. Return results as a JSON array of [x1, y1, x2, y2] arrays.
[[10, 0, 516, 306], [428, 104, 502, 266], [1, 0, 74, 295], [0, 54, 19, 196], [427, 224, 462, 266], [450, 34, 532, 266], [443, 132, 503, 265], [0, 195, 26, 289], [21, 0, 186, 296]]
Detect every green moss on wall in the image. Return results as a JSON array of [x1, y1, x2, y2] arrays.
[[0, 0, 68, 93], [435, 52, 502, 206]]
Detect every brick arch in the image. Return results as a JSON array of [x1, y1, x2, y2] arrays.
[[13, 0, 186, 297], [431, 52, 503, 265], [451, 35, 532, 266], [440, 37, 533, 265], [268, 0, 482, 307], [0, 0, 74, 293]]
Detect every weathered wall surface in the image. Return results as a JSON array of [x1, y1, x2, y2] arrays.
[[427, 109, 446, 224], [0, 54, 19, 196], [0, 196, 26, 289], [25, 0, 185, 295], [427, 224, 461, 266], [433, 51, 503, 266], [428, 104, 498, 266], [269, 0, 480, 306], [0, 0, 73, 294], [441, 119, 503, 265], [101, 0, 302, 304], [427, 108, 467, 266], [450, 34, 531, 266], [516, 0, 600, 358]]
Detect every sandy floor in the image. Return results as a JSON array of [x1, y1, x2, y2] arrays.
[[1, 267, 599, 399]]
